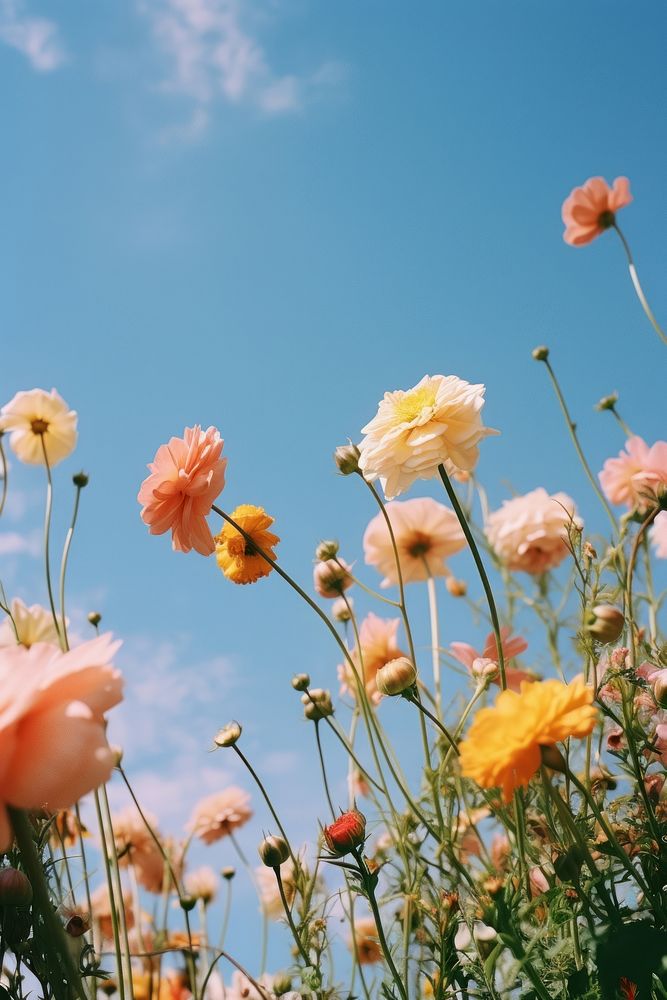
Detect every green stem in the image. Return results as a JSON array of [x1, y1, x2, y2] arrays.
[[352, 847, 408, 1000], [58, 483, 83, 651], [0, 438, 7, 517], [274, 868, 311, 966], [40, 439, 64, 649], [614, 223, 667, 346], [314, 721, 336, 819]]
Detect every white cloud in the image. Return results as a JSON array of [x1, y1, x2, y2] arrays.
[[0, 0, 65, 71], [0, 529, 41, 556], [139, 0, 344, 137]]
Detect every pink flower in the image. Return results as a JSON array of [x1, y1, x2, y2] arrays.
[[363, 497, 465, 587], [449, 627, 533, 691], [652, 511, 667, 557], [485, 488, 580, 574], [314, 558, 354, 598], [599, 437, 667, 512], [338, 613, 406, 704], [188, 787, 252, 845], [138, 426, 227, 556], [0, 635, 123, 850], [561, 176, 632, 246]]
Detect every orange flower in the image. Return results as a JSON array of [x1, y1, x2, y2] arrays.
[[562, 176, 632, 246], [460, 678, 597, 802], [215, 504, 279, 585], [349, 917, 383, 964], [323, 809, 366, 856], [111, 806, 167, 894]]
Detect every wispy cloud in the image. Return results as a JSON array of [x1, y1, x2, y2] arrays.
[[0, 0, 65, 71], [0, 529, 41, 557], [139, 0, 344, 140]]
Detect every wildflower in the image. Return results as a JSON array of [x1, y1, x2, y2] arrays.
[[138, 425, 227, 555], [313, 558, 353, 598], [375, 656, 417, 696], [258, 835, 290, 868], [184, 866, 218, 904], [338, 612, 406, 705], [651, 511, 667, 557], [358, 374, 497, 499], [214, 721, 242, 747], [561, 176, 632, 246], [363, 497, 465, 587], [349, 917, 382, 964], [90, 883, 135, 942], [323, 809, 366, 856], [599, 436, 667, 512], [459, 678, 597, 802], [111, 806, 166, 893], [0, 388, 78, 466], [0, 598, 63, 648], [189, 787, 252, 845], [485, 488, 581, 574], [215, 504, 279, 584], [449, 627, 533, 691], [0, 635, 123, 850]]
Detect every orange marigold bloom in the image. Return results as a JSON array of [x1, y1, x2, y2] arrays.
[[459, 678, 597, 802], [562, 176, 632, 246], [215, 505, 279, 585], [349, 917, 383, 964]]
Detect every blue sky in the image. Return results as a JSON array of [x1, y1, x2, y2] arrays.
[[1, 0, 666, 979]]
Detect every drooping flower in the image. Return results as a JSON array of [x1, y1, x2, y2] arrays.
[[363, 497, 465, 587], [0, 635, 123, 850], [0, 599, 63, 648], [188, 787, 252, 845], [449, 627, 533, 691], [561, 176, 632, 246], [485, 488, 581, 574], [338, 612, 406, 704], [184, 866, 218, 904], [215, 504, 279, 584], [138, 425, 227, 556], [111, 806, 166, 893], [313, 557, 354, 598], [651, 511, 667, 558], [459, 677, 597, 802], [599, 437, 667, 512], [0, 388, 78, 466], [349, 917, 383, 964], [358, 374, 497, 499]]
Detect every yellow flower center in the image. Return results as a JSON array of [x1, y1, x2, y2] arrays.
[[392, 385, 437, 425], [30, 418, 49, 434]]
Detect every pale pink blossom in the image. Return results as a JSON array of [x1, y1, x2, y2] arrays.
[[561, 176, 632, 246], [313, 558, 354, 598], [651, 511, 667, 557], [529, 867, 549, 897], [111, 806, 166, 893], [338, 613, 406, 704], [599, 437, 667, 512], [0, 635, 123, 850], [184, 865, 218, 904], [486, 488, 580, 574], [449, 627, 533, 691], [363, 497, 465, 587], [188, 787, 252, 845], [138, 425, 227, 555], [90, 882, 134, 942]]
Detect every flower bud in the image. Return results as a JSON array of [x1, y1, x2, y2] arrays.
[[471, 657, 499, 682], [272, 973, 293, 997], [532, 345, 549, 362], [0, 868, 32, 906], [583, 541, 598, 560], [375, 657, 417, 696], [65, 913, 90, 938], [301, 688, 334, 721], [87, 611, 102, 627], [652, 669, 667, 709], [72, 471, 89, 488], [179, 895, 197, 912], [334, 443, 361, 476], [213, 721, 242, 748], [332, 597, 352, 622], [586, 605, 625, 644], [539, 744, 567, 774], [110, 745, 123, 767], [221, 866, 236, 880], [258, 835, 290, 868], [644, 773, 665, 802], [313, 559, 353, 599], [595, 392, 618, 413], [291, 673, 310, 691], [323, 810, 366, 856], [445, 577, 467, 597], [315, 540, 339, 561]]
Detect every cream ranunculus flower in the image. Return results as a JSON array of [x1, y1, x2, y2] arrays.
[[358, 375, 496, 499], [0, 599, 64, 648], [0, 388, 78, 466], [485, 488, 581, 574]]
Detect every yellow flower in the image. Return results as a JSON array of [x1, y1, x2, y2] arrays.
[[214, 504, 279, 585], [459, 677, 597, 802], [0, 388, 77, 466]]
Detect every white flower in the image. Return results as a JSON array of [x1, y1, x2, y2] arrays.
[[0, 388, 77, 466], [358, 375, 496, 499], [0, 599, 63, 648]]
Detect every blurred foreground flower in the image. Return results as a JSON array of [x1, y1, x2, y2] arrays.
[[363, 497, 465, 586], [485, 488, 580, 574], [652, 511, 667, 558], [358, 374, 497, 499], [215, 504, 279, 584], [0, 634, 123, 849], [138, 425, 227, 555], [0, 388, 78, 466], [189, 787, 252, 845], [561, 176, 632, 246], [599, 436, 667, 512], [459, 677, 597, 802], [0, 598, 64, 648]]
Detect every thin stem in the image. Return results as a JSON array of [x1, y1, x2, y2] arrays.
[[231, 745, 298, 870], [40, 439, 64, 648], [0, 438, 7, 518], [404, 692, 458, 754], [425, 574, 442, 716], [614, 223, 667, 346], [314, 721, 336, 819], [58, 483, 83, 650], [274, 868, 311, 966], [351, 847, 408, 1000], [97, 786, 135, 999], [93, 790, 126, 1000]]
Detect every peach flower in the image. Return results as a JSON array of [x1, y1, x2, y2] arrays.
[[0, 388, 78, 466], [651, 511, 667, 558], [338, 613, 406, 705], [184, 865, 218, 904], [313, 558, 354, 598], [0, 634, 123, 850], [599, 437, 667, 512], [485, 488, 580, 574], [561, 176, 632, 246], [188, 787, 252, 845], [363, 497, 465, 587], [111, 806, 166, 894], [90, 882, 135, 942], [138, 425, 227, 556], [358, 374, 497, 499], [349, 917, 382, 964], [0, 598, 63, 648], [449, 627, 534, 691]]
